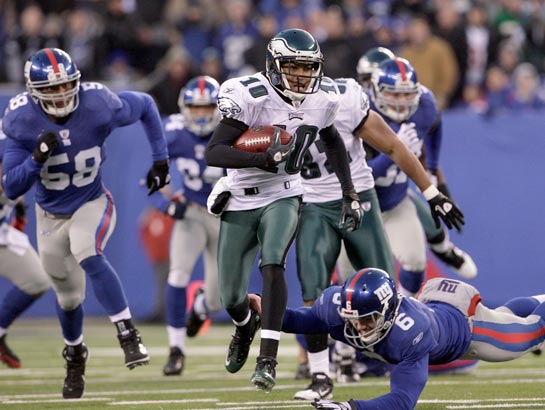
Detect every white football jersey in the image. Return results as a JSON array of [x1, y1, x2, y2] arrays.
[[302, 78, 374, 203], [215, 72, 340, 211]]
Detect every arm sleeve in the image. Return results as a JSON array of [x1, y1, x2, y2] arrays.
[[204, 118, 271, 169], [115, 91, 168, 162], [351, 356, 429, 410], [319, 124, 355, 193], [282, 306, 330, 334], [0, 137, 43, 200]]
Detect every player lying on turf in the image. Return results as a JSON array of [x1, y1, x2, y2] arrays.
[[249, 268, 545, 410]]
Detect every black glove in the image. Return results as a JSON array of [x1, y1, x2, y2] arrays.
[[339, 190, 364, 232], [32, 131, 59, 163], [146, 159, 171, 195], [14, 200, 27, 220], [165, 199, 187, 220], [311, 399, 355, 410], [12, 200, 28, 232], [428, 192, 464, 232], [438, 182, 452, 199], [266, 127, 295, 165]]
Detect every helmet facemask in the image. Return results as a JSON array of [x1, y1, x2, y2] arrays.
[[178, 75, 220, 137], [338, 268, 400, 349], [371, 58, 421, 122], [339, 300, 398, 349], [24, 51, 81, 118], [182, 105, 220, 137]]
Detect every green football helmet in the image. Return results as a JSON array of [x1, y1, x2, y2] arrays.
[[356, 47, 395, 89], [266, 28, 324, 101]]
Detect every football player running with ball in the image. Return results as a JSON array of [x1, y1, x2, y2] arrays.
[[1, 48, 170, 399], [205, 28, 362, 392]]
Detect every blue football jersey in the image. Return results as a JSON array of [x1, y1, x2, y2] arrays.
[[0, 130, 11, 225], [163, 114, 224, 207], [1, 83, 167, 215], [283, 286, 471, 410], [368, 87, 442, 211]]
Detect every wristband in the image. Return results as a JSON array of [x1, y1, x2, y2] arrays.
[[423, 185, 440, 201]]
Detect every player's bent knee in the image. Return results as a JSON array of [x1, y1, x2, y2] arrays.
[[57, 292, 85, 311], [167, 270, 191, 287]]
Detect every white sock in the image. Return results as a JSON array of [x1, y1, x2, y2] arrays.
[[166, 325, 186, 352], [308, 349, 330, 377]]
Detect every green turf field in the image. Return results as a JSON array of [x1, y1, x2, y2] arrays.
[[0, 319, 543, 409]]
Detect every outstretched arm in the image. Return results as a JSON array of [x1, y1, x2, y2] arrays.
[[358, 111, 464, 231]]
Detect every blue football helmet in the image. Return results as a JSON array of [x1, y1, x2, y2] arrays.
[[24, 48, 81, 117], [370, 57, 421, 122], [178, 75, 220, 137], [339, 268, 400, 349], [356, 47, 395, 90], [266, 28, 324, 101]]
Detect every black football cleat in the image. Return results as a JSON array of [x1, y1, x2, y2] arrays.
[[163, 347, 185, 376], [62, 343, 88, 399], [225, 309, 260, 373], [118, 328, 149, 369], [294, 372, 334, 401], [186, 287, 208, 338], [251, 356, 277, 392]]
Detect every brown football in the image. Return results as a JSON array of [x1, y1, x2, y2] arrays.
[[233, 125, 293, 153]]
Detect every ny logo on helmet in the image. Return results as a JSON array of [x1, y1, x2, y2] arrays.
[[374, 282, 394, 305]]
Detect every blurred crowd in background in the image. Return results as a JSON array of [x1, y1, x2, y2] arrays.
[[1, 0, 545, 116]]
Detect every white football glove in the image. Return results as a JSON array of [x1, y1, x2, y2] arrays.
[[311, 400, 354, 410], [397, 122, 422, 157]]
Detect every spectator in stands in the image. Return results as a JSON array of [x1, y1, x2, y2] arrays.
[[433, 3, 467, 106], [243, 14, 278, 73], [483, 64, 513, 114], [4, 3, 62, 84], [398, 14, 459, 110], [464, 4, 501, 94], [319, 6, 358, 79], [148, 46, 195, 115], [61, 8, 101, 80], [510, 62, 545, 110], [212, 0, 258, 78]]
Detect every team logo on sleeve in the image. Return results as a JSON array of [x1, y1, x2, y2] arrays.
[[59, 129, 71, 146], [218, 97, 242, 118]]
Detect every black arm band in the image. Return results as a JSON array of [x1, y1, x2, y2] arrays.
[[319, 125, 355, 193]]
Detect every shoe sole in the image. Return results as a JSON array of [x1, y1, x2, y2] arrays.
[[293, 391, 334, 401], [251, 375, 276, 393], [126, 356, 149, 370]]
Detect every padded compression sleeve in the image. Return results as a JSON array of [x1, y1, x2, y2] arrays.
[[319, 125, 355, 193]]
